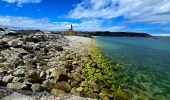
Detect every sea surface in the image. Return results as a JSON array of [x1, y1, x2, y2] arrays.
[[95, 36, 170, 100]]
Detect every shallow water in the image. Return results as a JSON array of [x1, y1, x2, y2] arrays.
[[95, 36, 170, 100]]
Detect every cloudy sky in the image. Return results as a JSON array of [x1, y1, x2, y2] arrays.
[[0, 0, 170, 34]]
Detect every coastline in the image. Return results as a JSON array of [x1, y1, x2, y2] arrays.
[[0, 34, 129, 99]]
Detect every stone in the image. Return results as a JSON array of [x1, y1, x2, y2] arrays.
[[26, 70, 40, 83], [41, 80, 55, 91], [7, 38, 24, 47], [40, 71, 46, 79], [7, 82, 27, 89], [13, 69, 25, 77], [12, 77, 24, 83], [50, 68, 68, 82], [0, 63, 11, 68], [90, 82, 100, 92], [103, 96, 109, 100], [2, 75, 14, 83], [31, 83, 42, 92], [72, 73, 82, 82], [76, 87, 83, 92], [56, 81, 71, 93], [51, 89, 66, 94], [10, 47, 28, 55], [80, 81, 88, 87], [0, 56, 5, 63], [72, 61, 78, 65]]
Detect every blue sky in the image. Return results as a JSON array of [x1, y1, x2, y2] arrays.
[[0, 0, 170, 35]]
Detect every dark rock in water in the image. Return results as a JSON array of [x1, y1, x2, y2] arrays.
[[56, 81, 71, 93]]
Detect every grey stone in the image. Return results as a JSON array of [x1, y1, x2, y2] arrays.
[[2, 75, 14, 83], [13, 69, 25, 77]]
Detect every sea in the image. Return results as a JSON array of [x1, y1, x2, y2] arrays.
[[95, 36, 170, 100]]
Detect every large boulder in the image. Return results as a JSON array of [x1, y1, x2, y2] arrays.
[[56, 81, 71, 93], [7, 82, 27, 89]]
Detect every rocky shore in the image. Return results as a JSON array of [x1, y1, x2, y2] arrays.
[[0, 32, 130, 100], [0, 32, 95, 99]]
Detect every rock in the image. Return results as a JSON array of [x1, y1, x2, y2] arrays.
[[12, 77, 24, 83], [41, 80, 55, 91], [26, 70, 40, 83], [0, 63, 12, 68], [50, 68, 68, 82], [90, 82, 100, 92], [31, 83, 42, 92], [0, 68, 7, 76], [72, 73, 82, 82], [7, 82, 27, 89], [80, 81, 88, 87], [7, 38, 24, 47], [0, 56, 5, 63], [76, 87, 83, 92], [51, 89, 66, 94], [2, 75, 14, 83], [40, 71, 46, 79], [71, 87, 77, 94], [10, 47, 28, 55], [56, 81, 71, 93], [13, 69, 25, 77], [71, 81, 79, 87], [103, 96, 109, 100], [72, 61, 78, 65]]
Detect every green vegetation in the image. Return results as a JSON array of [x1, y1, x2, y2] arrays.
[[83, 44, 131, 99]]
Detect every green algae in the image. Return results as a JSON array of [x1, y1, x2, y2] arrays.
[[82, 43, 132, 99]]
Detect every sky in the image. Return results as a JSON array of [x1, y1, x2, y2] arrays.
[[0, 0, 170, 35]]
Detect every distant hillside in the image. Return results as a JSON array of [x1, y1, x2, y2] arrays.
[[76, 31, 153, 37]]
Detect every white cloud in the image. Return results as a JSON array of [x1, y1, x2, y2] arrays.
[[152, 34, 170, 36], [69, 0, 170, 24], [2, 0, 41, 7], [0, 16, 124, 31]]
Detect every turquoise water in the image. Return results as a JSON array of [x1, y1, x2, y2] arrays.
[[95, 36, 170, 100]]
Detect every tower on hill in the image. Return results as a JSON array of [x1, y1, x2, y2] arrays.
[[65, 24, 76, 36]]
